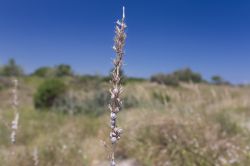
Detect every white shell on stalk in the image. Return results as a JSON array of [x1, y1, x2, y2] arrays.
[[111, 132, 116, 137], [117, 128, 123, 134], [113, 88, 119, 95], [111, 160, 116, 166], [11, 132, 16, 143], [114, 107, 120, 113], [110, 120, 116, 125], [110, 112, 117, 119], [111, 137, 117, 144]]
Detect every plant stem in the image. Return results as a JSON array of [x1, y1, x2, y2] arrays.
[[109, 6, 127, 166]]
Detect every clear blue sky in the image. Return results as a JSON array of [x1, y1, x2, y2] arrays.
[[0, 0, 249, 83]]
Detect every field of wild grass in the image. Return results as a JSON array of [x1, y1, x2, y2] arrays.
[[0, 76, 250, 166]]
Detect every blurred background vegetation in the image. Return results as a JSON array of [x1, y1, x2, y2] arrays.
[[0, 59, 250, 166]]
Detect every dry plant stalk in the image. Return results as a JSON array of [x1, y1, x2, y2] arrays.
[[10, 79, 19, 144], [108, 6, 127, 166], [32, 147, 39, 166]]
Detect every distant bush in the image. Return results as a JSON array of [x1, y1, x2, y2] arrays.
[[151, 68, 203, 86], [53, 90, 109, 116], [32, 64, 74, 78], [32, 67, 53, 77], [125, 77, 146, 84], [52, 92, 82, 115], [34, 79, 67, 109], [150, 73, 166, 84], [211, 75, 231, 85], [71, 75, 104, 91], [53, 89, 140, 116], [163, 74, 180, 86], [0, 59, 24, 77], [173, 68, 202, 83], [150, 73, 179, 86], [55, 64, 73, 77], [82, 90, 110, 116]]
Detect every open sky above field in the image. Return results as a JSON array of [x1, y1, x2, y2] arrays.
[[0, 0, 249, 83]]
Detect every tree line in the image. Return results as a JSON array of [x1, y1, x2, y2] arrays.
[[0, 58, 230, 85]]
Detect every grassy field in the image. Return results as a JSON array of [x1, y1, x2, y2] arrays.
[[0, 76, 250, 166]]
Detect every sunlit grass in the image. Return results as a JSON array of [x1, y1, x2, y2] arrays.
[[0, 78, 250, 165]]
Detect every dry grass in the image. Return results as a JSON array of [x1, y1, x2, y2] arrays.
[[0, 77, 250, 165]]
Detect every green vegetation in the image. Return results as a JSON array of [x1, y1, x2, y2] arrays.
[[211, 75, 230, 85], [151, 73, 179, 86], [0, 60, 248, 166], [55, 64, 73, 77], [32, 64, 73, 78], [151, 68, 203, 86], [32, 66, 53, 77], [0, 59, 24, 77], [34, 79, 67, 109]]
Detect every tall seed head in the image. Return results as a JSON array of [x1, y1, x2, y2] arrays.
[[108, 6, 127, 166]]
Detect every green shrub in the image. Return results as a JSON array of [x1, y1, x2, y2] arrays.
[[211, 75, 231, 85], [150, 73, 166, 84], [53, 89, 139, 116], [32, 64, 74, 78], [53, 90, 109, 116], [150, 68, 203, 86], [34, 79, 67, 109], [163, 74, 179, 86], [70, 75, 106, 91], [0, 58, 24, 77], [32, 67, 53, 77], [173, 68, 202, 83], [150, 73, 179, 86], [125, 77, 146, 84], [55, 64, 73, 77]]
